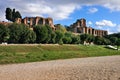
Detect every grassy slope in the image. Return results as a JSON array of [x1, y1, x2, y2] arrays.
[[0, 44, 120, 64]]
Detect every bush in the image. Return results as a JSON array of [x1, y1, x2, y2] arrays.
[[34, 25, 48, 43], [8, 23, 30, 43], [55, 30, 64, 44], [62, 37, 72, 44], [71, 35, 80, 44], [0, 24, 9, 43]]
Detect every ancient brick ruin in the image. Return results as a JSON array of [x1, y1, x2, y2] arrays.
[[15, 16, 55, 30], [0, 21, 12, 25], [70, 18, 108, 37]]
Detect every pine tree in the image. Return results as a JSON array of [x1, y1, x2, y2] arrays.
[[5, 7, 22, 22], [5, 7, 12, 21]]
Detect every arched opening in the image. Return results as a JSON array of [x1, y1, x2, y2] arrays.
[[88, 29, 91, 34], [32, 18, 36, 26], [45, 19, 49, 25], [38, 18, 43, 24]]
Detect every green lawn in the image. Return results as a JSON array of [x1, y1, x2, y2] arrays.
[[0, 44, 120, 64]]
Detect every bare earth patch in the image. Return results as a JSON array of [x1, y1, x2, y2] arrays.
[[0, 56, 120, 80]]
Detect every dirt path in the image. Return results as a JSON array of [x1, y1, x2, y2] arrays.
[[0, 56, 120, 80]]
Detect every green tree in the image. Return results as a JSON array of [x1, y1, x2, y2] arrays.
[[63, 37, 72, 44], [106, 32, 120, 39], [14, 11, 22, 20], [55, 30, 64, 44], [28, 30, 36, 43], [55, 24, 67, 33], [34, 25, 48, 43], [19, 28, 36, 43], [94, 36, 104, 45], [116, 38, 120, 50], [64, 32, 72, 37], [50, 32, 56, 44], [5, 7, 22, 22], [8, 23, 36, 43], [8, 23, 28, 43], [87, 35, 95, 43], [103, 38, 111, 45], [0, 24, 9, 43], [62, 32, 72, 44], [5, 7, 12, 21], [80, 34, 91, 44], [44, 25, 53, 43], [71, 35, 80, 44], [12, 8, 16, 22], [110, 37, 118, 45]]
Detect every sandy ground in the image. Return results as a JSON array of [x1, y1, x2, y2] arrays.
[[0, 56, 120, 80]]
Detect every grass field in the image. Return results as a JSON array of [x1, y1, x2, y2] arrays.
[[0, 44, 120, 64]]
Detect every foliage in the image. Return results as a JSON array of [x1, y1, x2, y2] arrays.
[[71, 35, 80, 44], [103, 38, 111, 45], [27, 30, 36, 43], [55, 30, 64, 44], [63, 37, 72, 44], [5, 7, 12, 21], [64, 32, 72, 37], [19, 29, 36, 43], [44, 25, 53, 43], [116, 38, 120, 50], [5, 7, 22, 22], [8, 23, 33, 43], [80, 34, 88, 43], [109, 37, 118, 45], [62, 32, 72, 44], [104, 33, 120, 45], [8, 23, 21, 43], [105, 32, 120, 39], [80, 34, 94, 44], [50, 32, 56, 44], [12, 9, 16, 22], [0, 24, 9, 43], [34, 25, 48, 43], [55, 24, 67, 33], [14, 11, 21, 21], [94, 36, 104, 45]]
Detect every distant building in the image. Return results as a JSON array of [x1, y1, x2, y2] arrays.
[[15, 16, 55, 30], [70, 18, 108, 37]]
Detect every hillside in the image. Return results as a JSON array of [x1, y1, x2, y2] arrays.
[[0, 44, 120, 64]]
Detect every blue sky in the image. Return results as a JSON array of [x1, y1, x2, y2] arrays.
[[0, 0, 120, 34]]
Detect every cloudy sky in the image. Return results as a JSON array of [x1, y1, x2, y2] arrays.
[[0, 0, 120, 34]]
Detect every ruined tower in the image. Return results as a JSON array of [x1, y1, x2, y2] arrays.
[[80, 18, 86, 27], [70, 18, 108, 37]]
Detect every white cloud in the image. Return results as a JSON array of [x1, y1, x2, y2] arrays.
[[88, 8, 98, 13], [0, 0, 80, 20], [48, 4, 80, 20], [95, 20, 116, 27], [0, 0, 120, 21], [117, 25, 120, 32], [104, 1, 120, 12], [87, 21, 93, 26], [106, 28, 115, 34], [100, 24, 120, 34]]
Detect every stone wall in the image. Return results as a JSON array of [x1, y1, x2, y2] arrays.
[[70, 18, 108, 37], [0, 21, 12, 25], [16, 16, 55, 30]]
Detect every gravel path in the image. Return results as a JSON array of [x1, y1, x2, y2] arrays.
[[0, 56, 120, 80]]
